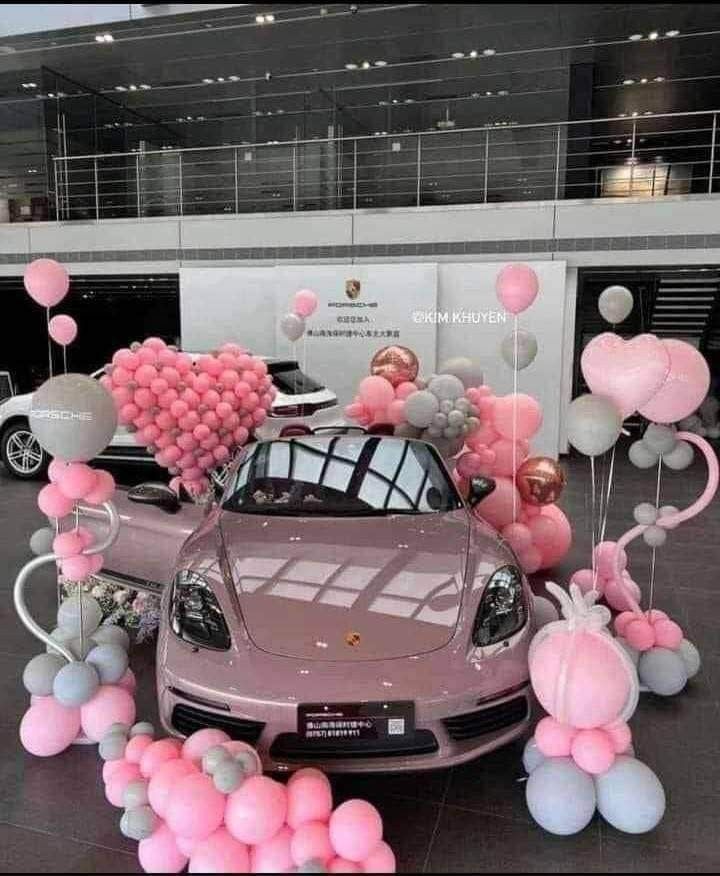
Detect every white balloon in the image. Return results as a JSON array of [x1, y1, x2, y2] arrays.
[[594, 756, 665, 834], [598, 285, 634, 324], [428, 374, 465, 401], [566, 394, 623, 457], [438, 357, 483, 389]]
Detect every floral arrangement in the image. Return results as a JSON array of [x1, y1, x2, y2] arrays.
[[60, 575, 160, 643]]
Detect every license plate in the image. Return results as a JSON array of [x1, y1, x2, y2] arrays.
[[298, 701, 415, 743]]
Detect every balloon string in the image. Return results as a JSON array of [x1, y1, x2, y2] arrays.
[[46, 308, 53, 378], [512, 314, 518, 524], [590, 454, 598, 591], [62, 346, 67, 375], [647, 455, 663, 616], [598, 443, 616, 546]]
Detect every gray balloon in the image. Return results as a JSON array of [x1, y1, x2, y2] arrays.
[[120, 805, 157, 841], [438, 357, 483, 389], [202, 744, 231, 776], [298, 861, 327, 874], [46, 625, 75, 656], [233, 749, 261, 776], [106, 723, 130, 736], [130, 722, 155, 739], [213, 760, 245, 794], [598, 285, 634, 324], [500, 329, 538, 371], [678, 639, 701, 678], [22, 652, 66, 695], [92, 624, 130, 652], [404, 390, 440, 428], [439, 399, 454, 414], [30, 527, 55, 557], [642, 525, 667, 548], [443, 425, 462, 439], [658, 505, 679, 526], [57, 594, 103, 637], [99, 733, 128, 762], [532, 595, 559, 629], [522, 736, 546, 774], [526, 757, 597, 835], [429, 374, 465, 402], [643, 424, 677, 455], [86, 643, 129, 684], [633, 502, 658, 525], [52, 661, 100, 707], [280, 312, 305, 342], [432, 412, 448, 428], [68, 637, 98, 660], [454, 398, 471, 414], [594, 756, 665, 833], [662, 440, 694, 471], [425, 424, 443, 438], [447, 410, 465, 428], [123, 780, 150, 809], [30, 373, 117, 462], [638, 647, 687, 696], [615, 636, 639, 666], [421, 433, 463, 458], [394, 423, 421, 438], [629, 440, 659, 469], [566, 394, 623, 457]]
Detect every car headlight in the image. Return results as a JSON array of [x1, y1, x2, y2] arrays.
[[472, 565, 527, 647], [170, 570, 230, 651]]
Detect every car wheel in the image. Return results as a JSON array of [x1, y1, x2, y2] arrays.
[[1, 421, 48, 479]]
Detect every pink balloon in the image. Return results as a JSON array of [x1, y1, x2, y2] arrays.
[[455, 452, 484, 479], [48, 314, 77, 346], [148, 758, 198, 818], [166, 773, 226, 841], [117, 667, 136, 694], [84, 469, 116, 505], [112, 366, 133, 387], [137, 347, 158, 366], [535, 716, 577, 757], [138, 821, 188, 874], [106, 762, 143, 807], [536, 504, 572, 569], [113, 349, 140, 371], [119, 402, 140, 424], [181, 727, 231, 763], [112, 386, 133, 407], [162, 366, 180, 387], [581, 333, 670, 419], [526, 514, 557, 547], [80, 685, 136, 742], [517, 544, 543, 574], [329, 859, 362, 873], [501, 522, 533, 552], [60, 554, 92, 580], [58, 462, 97, 500], [250, 824, 294, 873], [158, 347, 178, 367], [24, 258, 70, 308], [135, 364, 157, 387], [225, 776, 287, 845], [465, 421, 500, 451], [638, 338, 711, 423], [594, 541, 627, 578], [472, 476, 521, 530], [604, 573, 641, 612], [47, 457, 69, 483], [125, 733, 154, 764], [287, 774, 333, 829], [103, 758, 129, 783], [569, 568, 596, 595], [87, 553, 104, 575], [176, 836, 199, 858], [653, 618, 683, 649], [291, 821, 335, 867], [20, 699, 80, 756], [362, 841, 396, 873], [75, 525, 94, 549], [358, 376, 395, 410], [625, 618, 655, 651], [493, 394, 542, 440], [329, 800, 383, 864], [189, 828, 250, 874], [604, 721, 632, 754], [140, 739, 183, 778], [53, 530, 84, 559], [38, 482, 75, 518], [287, 767, 332, 789], [394, 381, 417, 400], [294, 288, 319, 318], [489, 438, 529, 477], [571, 728, 616, 775], [496, 263, 539, 315]]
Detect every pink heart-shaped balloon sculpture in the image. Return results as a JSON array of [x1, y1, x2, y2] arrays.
[[103, 338, 276, 496], [580, 333, 670, 419]]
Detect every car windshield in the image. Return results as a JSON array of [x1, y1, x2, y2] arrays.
[[222, 436, 462, 516], [268, 361, 324, 395]]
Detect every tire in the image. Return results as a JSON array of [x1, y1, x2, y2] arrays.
[[0, 421, 49, 479]]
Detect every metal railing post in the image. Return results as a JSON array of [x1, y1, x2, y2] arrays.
[[353, 140, 358, 210], [135, 154, 141, 217], [554, 125, 562, 200], [709, 113, 717, 194], [483, 129, 490, 203], [178, 152, 183, 216], [53, 162, 60, 221], [416, 134, 422, 207], [234, 147, 239, 212], [93, 158, 99, 220], [629, 120, 637, 194], [292, 145, 298, 211]]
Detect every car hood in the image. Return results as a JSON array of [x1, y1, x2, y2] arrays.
[[219, 509, 470, 661]]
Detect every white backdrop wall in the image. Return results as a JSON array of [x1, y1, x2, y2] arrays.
[[180, 260, 568, 456]]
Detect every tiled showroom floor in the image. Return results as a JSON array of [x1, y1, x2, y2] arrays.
[[0, 445, 718, 873]]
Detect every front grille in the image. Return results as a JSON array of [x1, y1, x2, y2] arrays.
[[442, 696, 528, 742], [270, 729, 438, 761], [171, 703, 265, 745]]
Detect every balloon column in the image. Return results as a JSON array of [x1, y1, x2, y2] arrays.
[[524, 583, 666, 836], [93, 724, 396, 873], [105, 338, 276, 498]]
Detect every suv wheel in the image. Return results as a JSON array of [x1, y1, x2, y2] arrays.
[[1, 422, 48, 479]]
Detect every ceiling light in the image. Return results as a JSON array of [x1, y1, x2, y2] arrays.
[[392, 98, 398, 104], [361, 60, 371, 69], [483, 48, 496, 56], [229, 75, 240, 82], [631, 110, 639, 117], [613, 139, 622, 144], [498, 89, 509, 96], [345, 62, 358, 70], [47, 92, 55, 98], [197, 116, 205, 121], [640, 78, 648, 84], [264, 71, 272, 80], [27, 168, 38, 174], [623, 79, 635, 85], [648, 31, 659, 40], [22, 82, 37, 89], [99, 33, 114, 43], [665, 29, 680, 37], [128, 84, 138, 91], [139, 83, 151, 90], [643, 110, 653, 115], [452, 52, 465, 59], [115, 85, 127, 92], [486, 90, 493, 96], [375, 60, 387, 67], [378, 100, 388, 106], [186, 115, 193, 120], [619, 112, 627, 117], [255, 14, 265, 24], [202, 77, 213, 84], [405, 98, 414, 103], [469, 49, 478, 58], [654, 76, 665, 82], [266, 13, 275, 22], [629, 33, 643, 41]]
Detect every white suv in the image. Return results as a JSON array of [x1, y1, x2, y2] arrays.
[[0, 358, 339, 479]]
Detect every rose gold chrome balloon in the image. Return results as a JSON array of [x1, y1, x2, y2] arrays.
[[370, 346, 419, 387], [515, 456, 566, 506]]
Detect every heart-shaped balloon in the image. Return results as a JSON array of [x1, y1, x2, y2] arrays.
[[106, 338, 276, 495], [580, 333, 670, 419]]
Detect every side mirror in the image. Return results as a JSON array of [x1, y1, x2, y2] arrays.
[[128, 482, 181, 514], [467, 476, 496, 508]]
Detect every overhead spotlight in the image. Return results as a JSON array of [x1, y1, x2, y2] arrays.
[[648, 31, 659, 40], [265, 13, 275, 22], [623, 79, 635, 85], [320, 7, 329, 15], [486, 90, 493, 96], [21, 82, 37, 89], [405, 98, 414, 103], [629, 33, 643, 41], [229, 75, 240, 81], [643, 110, 653, 115], [27, 168, 38, 174], [276, 108, 284, 114], [654, 76, 665, 82], [128, 84, 138, 91], [374, 60, 387, 67], [379, 100, 388, 106], [361, 60, 370, 69], [217, 76, 225, 82], [95, 33, 114, 43], [345, 62, 358, 70], [483, 48, 496, 56], [265, 71, 272, 80], [665, 29, 680, 37], [350, 4, 358, 13], [640, 78, 648, 84], [498, 89, 509, 96], [631, 110, 639, 117], [392, 98, 398, 104], [452, 52, 465, 59], [255, 14, 265, 24], [115, 85, 127, 92], [139, 83, 151, 90], [47, 92, 55, 98], [202, 77, 214, 84]]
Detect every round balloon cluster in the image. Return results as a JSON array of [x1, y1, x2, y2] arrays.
[[679, 393, 720, 439], [97, 725, 395, 873], [105, 338, 276, 497], [569, 541, 642, 613], [20, 592, 136, 757], [280, 288, 319, 342], [524, 583, 665, 836], [345, 374, 419, 429]]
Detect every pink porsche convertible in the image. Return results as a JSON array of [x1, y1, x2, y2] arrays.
[[87, 432, 534, 772]]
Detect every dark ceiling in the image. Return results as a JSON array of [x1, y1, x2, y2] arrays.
[[2, 3, 720, 202]]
